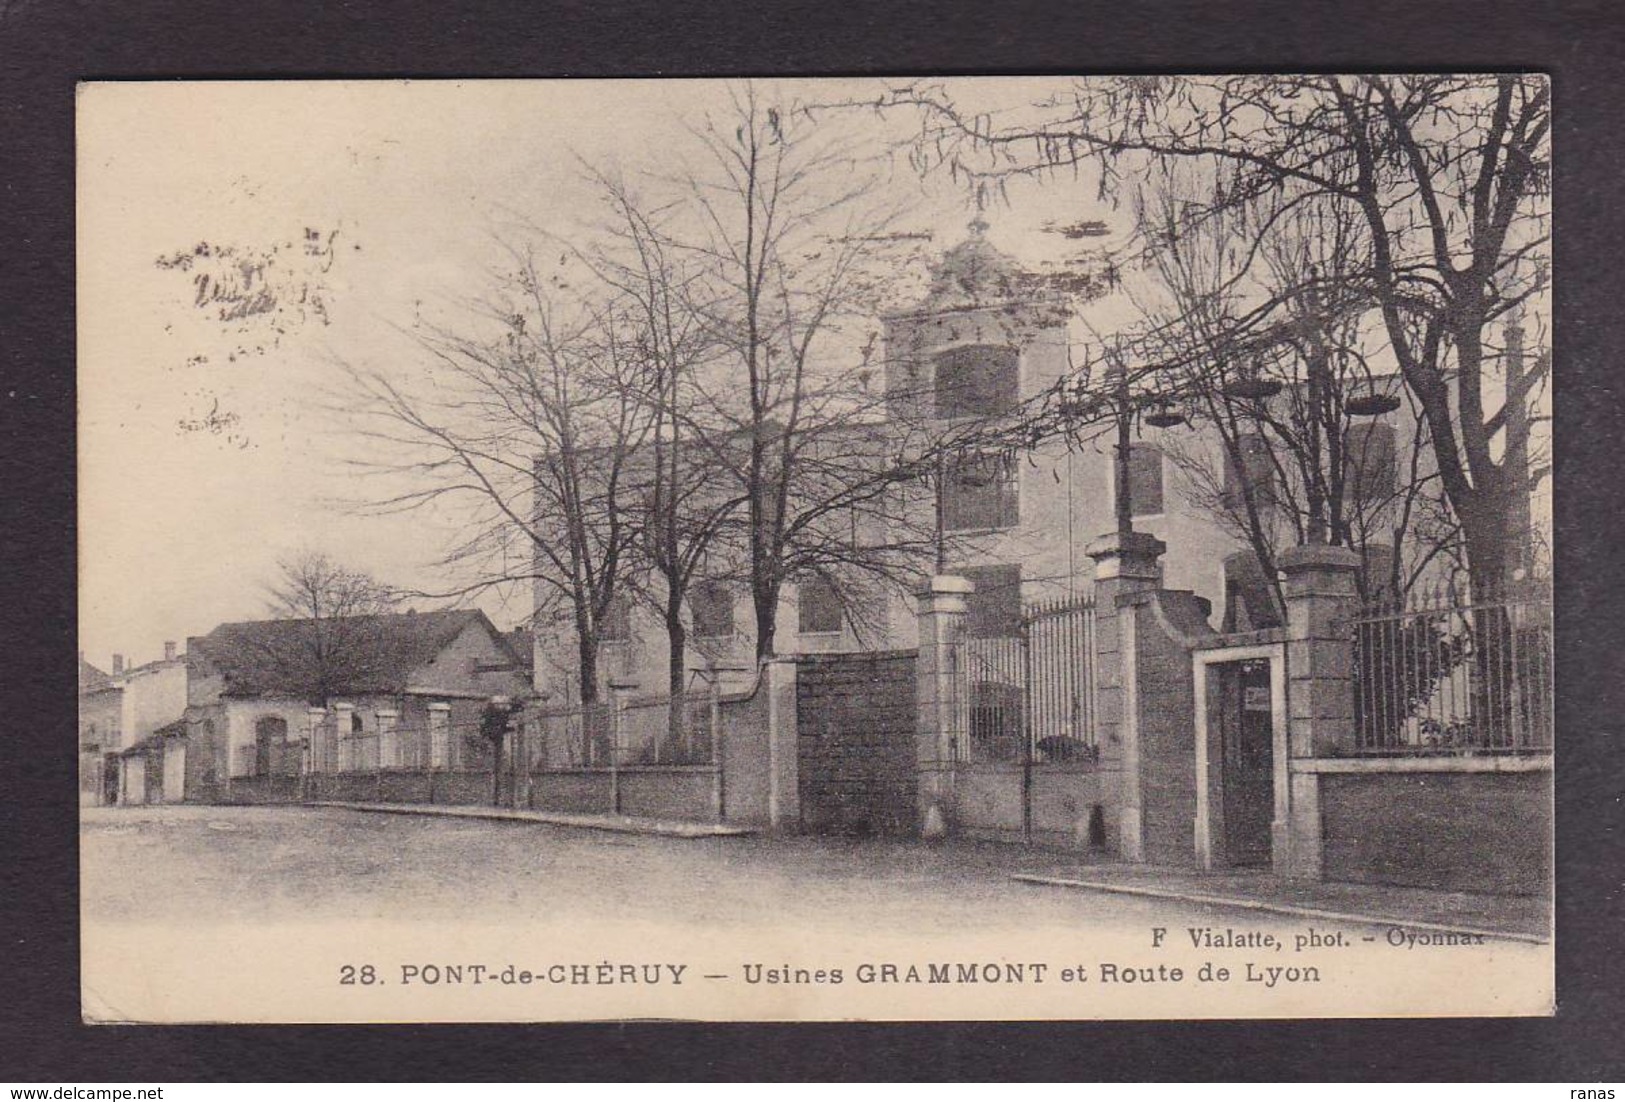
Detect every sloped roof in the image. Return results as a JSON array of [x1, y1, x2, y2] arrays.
[[191, 608, 518, 698], [79, 656, 113, 693], [121, 719, 188, 755]]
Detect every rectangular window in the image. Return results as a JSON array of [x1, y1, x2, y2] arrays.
[[600, 594, 631, 642], [1345, 421, 1397, 506], [690, 581, 735, 638], [1126, 443, 1165, 517], [942, 452, 1019, 531], [797, 576, 844, 634], [1224, 433, 1276, 516], [958, 564, 1022, 639], [934, 345, 1019, 420]]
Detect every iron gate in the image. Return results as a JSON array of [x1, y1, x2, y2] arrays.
[[960, 594, 1099, 765]]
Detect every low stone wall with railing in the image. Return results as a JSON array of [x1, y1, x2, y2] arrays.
[[526, 661, 797, 826]]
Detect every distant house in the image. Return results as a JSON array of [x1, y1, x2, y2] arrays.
[[182, 608, 532, 803], [78, 645, 188, 806]]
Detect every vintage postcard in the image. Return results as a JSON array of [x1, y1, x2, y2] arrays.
[[77, 76, 1553, 1023]]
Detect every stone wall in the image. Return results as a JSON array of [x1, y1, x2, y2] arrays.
[[1318, 765, 1552, 896], [303, 770, 494, 806], [529, 770, 613, 814], [219, 773, 302, 805], [528, 766, 719, 820], [953, 762, 1115, 848]]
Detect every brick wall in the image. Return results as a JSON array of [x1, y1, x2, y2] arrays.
[[796, 650, 918, 835], [1320, 768, 1552, 896]]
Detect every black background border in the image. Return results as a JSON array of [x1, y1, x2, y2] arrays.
[[3, 0, 1622, 1082]]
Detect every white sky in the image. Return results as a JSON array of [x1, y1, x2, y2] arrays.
[[77, 78, 1121, 668]]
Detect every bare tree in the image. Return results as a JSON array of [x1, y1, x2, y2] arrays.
[[569, 168, 744, 700], [887, 75, 1551, 600], [1119, 184, 1455, 614], [644, 82, 944, 659], [260, 549, 400, 706], [341, 250, 653, 705]]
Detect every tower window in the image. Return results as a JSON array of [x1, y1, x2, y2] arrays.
[[934, 345, 1019, 420], [1346, 421, 1397, 506], [1224, 433, 1276, 516], [600, 594, 631, 642], [942, 452, 1019, 531]]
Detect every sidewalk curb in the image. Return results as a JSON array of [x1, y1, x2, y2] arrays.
[[1013, 874, 1550, 945], [306, 801, 756, 839]]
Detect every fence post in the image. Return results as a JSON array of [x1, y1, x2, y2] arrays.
[[916, 575, 973, 838], [426, 702, 449, 805], [608, 681, 637, 817], [710, 679, 724, 822], [1278, 542, 1362, 879], [377, 710, 399, 801], [304, 707, 325, 801], [332, 702, 354, 788], [1086, 530, 1166, 861]]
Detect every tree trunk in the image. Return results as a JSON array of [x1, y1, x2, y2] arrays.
[[754, 580, 778, 662], [577, 632, 600, 705], [1459, 496, 1519, 748], [666, 607, 686, 760]]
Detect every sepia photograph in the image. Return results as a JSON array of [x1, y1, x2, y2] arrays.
[[76, 75, 1554, 1023]]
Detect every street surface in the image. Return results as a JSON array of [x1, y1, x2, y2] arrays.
[[81, 804, 1206, 934], [79, 805, 1554, 1023]]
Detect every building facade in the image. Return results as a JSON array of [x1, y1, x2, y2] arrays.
[[530, 223, 1412, 707], [78, 646, 188, 806]]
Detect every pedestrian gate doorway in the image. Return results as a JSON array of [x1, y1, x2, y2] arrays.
[[1193, 644, 1286, 870]]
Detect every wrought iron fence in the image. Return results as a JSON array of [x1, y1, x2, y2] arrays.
[[959, 594, 1099, 764], [532, 689, 720, 770], [1350, 580, 1552, 755]]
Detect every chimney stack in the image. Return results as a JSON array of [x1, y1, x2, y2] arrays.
[[164, 641, 177, 662], [112, 654, 125, 675]]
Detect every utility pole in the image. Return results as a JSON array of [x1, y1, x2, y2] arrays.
[[1112, 358, 1134, 539]]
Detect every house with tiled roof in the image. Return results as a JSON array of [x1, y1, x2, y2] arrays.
[[181, 608, 532, 803]]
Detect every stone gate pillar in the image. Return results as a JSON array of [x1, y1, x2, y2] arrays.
[[332, 702, 355, 773], [377, 709, 400, 769], [1086, 530, 1167, 861], [915, 575, 973, 837], [1278, 542, 1362, 879]]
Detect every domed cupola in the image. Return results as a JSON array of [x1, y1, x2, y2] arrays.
[[915, 218, 1027, 313]]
